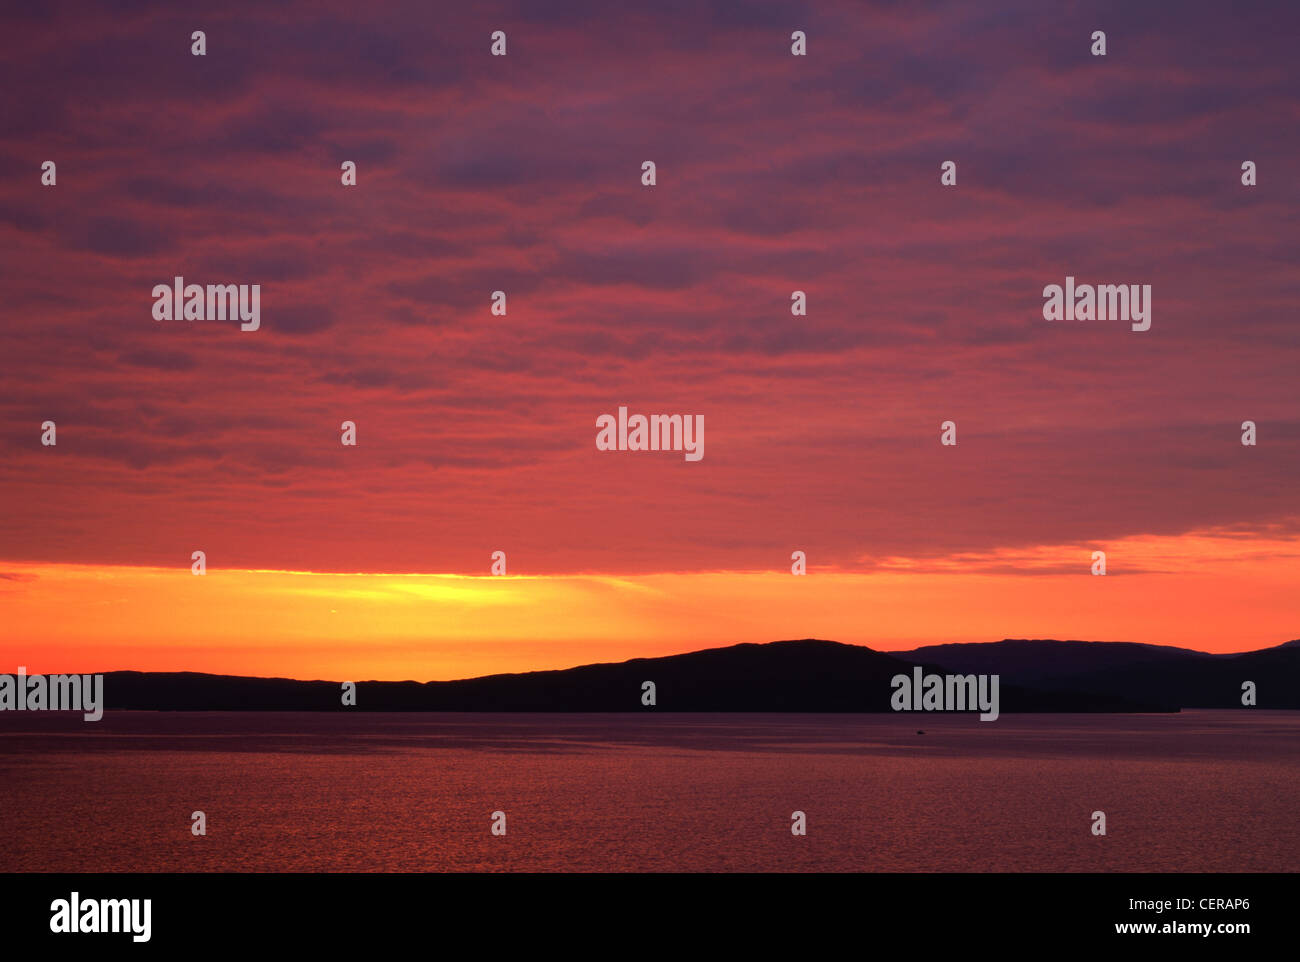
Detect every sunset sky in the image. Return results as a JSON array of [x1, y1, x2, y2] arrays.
[[1, 1, 1297, 679]]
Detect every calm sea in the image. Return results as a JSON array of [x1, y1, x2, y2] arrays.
[[1, 711, 1296, 872]]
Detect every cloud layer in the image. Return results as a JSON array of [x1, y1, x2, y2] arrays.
[[1, 0, 1297, 576]]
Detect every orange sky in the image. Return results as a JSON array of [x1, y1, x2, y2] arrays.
[[3, 526, 1297, 679]]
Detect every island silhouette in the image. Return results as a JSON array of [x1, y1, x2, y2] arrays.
[[84, 637, 1300, 712]]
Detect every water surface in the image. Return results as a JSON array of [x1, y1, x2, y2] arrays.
[[1, 711, 1295, 872]]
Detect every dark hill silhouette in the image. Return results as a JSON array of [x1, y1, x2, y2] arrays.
[[78, 637, 1300, 712], [899, 639, 1213, 685], [898, 638, 1300, 709]]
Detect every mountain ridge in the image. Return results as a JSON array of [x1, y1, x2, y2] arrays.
[[37, 636, 1300, 712]]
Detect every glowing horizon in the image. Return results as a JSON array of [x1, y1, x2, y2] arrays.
[[3, 522, 1297, 680]]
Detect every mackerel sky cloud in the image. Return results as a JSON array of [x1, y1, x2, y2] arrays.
[[1, 0, 1297, 670]]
